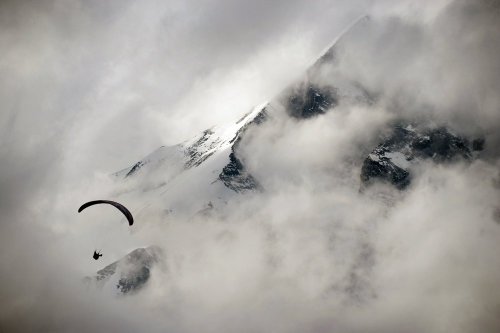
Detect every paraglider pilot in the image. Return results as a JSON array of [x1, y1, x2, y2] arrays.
[[93, 250, 103, 260]]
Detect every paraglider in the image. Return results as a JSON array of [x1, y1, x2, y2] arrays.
[[93, 250, 103, 260], [78, 200, 134, 225], [78, 200, 134, 260]]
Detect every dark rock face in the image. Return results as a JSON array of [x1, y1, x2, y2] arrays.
[[472, 138, 485, 151], [283, 83, 337, 119], [410, 128, 471, 162], [361, 125, 473, 189], [116, 265, 152, 294], [361, 148, 411, 190], [125, 161, 145, 178], [219, 150, 261, 192], [218, 109, 267, 192], [94, 246, 163, 294]]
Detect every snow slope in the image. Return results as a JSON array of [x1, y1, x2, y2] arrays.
[[111, 103, 268, 221]]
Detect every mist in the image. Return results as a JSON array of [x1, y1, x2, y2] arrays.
[[1, 0, 500, 332]]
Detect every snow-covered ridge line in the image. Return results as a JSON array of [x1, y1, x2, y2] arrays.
[[182, 103, 268, 169], [114, 103, 268, 180]]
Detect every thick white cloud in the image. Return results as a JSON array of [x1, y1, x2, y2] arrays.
[[1, 0, 499, 332]]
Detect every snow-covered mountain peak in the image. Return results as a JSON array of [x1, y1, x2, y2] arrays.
[[181, 102, 268, 169], [115, 103, 267, 180], [109, 103, 267, 221]]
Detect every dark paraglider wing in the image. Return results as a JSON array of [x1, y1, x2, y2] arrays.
[[78, 200, 134, 225]]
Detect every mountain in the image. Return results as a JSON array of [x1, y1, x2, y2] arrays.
[[86, 246, 164, 295], [97, 15, 486, 291], [275, 16, 373, 119], [114, 103, 267, 188], [361, 124, 483, 189], [111, 103, 269, 221], [112, 17, 374, 210]]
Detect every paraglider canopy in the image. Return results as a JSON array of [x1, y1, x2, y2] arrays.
[[79, 200, 134, 261], [78, 200, 134, 226]]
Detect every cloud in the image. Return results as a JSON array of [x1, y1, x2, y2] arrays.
[[329, 0, 500, 144], [1, 0, 500, 332]]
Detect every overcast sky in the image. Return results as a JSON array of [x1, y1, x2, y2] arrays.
[[1, 0, 500, 332]]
